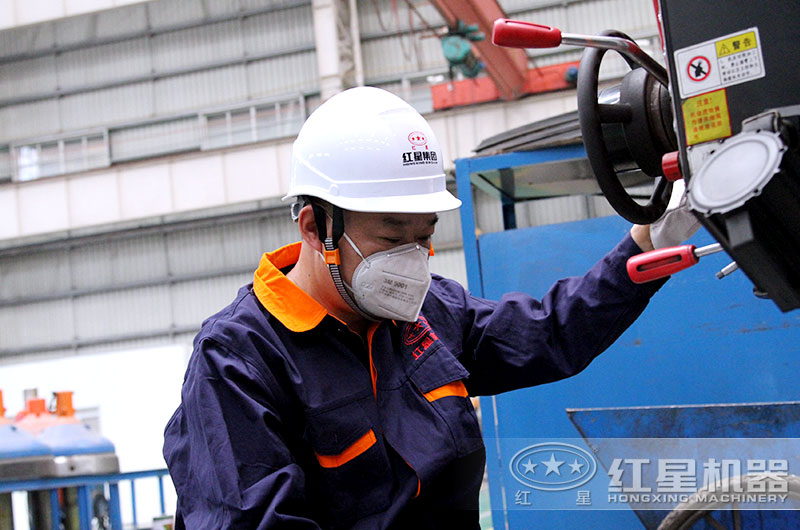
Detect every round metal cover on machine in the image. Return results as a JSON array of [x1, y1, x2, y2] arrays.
[[687, 131, 786, 215]]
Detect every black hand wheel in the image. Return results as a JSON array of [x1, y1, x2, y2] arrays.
[[577, 30, 671, 225]]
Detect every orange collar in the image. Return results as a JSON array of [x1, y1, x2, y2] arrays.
[[253, 242, 328, 332]]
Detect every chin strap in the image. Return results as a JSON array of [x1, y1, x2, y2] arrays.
[[311, 204, 377, 321]]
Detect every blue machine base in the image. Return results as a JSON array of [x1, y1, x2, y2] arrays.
[[476, 216, 800, 530]]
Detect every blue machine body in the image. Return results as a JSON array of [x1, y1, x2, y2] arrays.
[[569, 402, 800, 528], [455, 151, 800, 529], [1, 420, 120, 530], [38, 423, 116, 457], [0, 424, 53, 460]]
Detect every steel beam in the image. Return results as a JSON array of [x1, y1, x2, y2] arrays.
[[429, 0, 529, 100]]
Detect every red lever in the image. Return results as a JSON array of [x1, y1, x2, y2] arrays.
[[492, 19, 562, 49], [661, 151, 683, 182], [627, 245, 699, 283]]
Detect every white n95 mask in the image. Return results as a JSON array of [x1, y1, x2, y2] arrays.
[[341, 232, 432, 322]]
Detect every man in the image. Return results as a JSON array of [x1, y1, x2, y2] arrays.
[[163, 86, 692, 528]]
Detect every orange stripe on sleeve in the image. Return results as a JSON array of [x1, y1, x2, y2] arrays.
[[315, 429, 377, 468], [423, 380, 468, 402]]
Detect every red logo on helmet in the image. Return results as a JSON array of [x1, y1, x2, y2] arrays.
[[408, 131, 428, 148]]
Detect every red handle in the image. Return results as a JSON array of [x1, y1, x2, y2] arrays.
[[661, 151, 683, 182], [492, 19, 563, 49], [627, 245, 698, 283]]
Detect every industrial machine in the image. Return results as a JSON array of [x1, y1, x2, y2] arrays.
[[0, 391, 56, 530], [492, 0, 800, 312], [0, 390, 119, 530], [450, 1, 800, 528]]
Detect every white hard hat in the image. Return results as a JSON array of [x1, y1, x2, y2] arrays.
[[283, 86, 461, 213]]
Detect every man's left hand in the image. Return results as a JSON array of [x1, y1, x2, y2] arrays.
[[631, 180, 702, 252]]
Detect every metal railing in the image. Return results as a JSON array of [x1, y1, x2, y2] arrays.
[[0, 468, 171, 530]]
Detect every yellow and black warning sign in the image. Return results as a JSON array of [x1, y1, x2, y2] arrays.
[[681, 89, 732, 146], [674, 27, 764, 99], [715, 31, 758, 58]]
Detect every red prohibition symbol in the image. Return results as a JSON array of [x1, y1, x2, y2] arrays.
[[688, 56, 711, 82]]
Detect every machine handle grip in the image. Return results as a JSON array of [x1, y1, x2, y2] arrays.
[[627, 245, 698, 283], [492, 19, 562, 49]]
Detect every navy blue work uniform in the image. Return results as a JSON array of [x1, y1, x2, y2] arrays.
[[164, 235, 664, 529]]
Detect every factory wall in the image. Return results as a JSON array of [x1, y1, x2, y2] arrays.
[[0, 0, 152, 29], [0, 0, 661, 185], [0, 0, 320, 183], [0, 89, 592, 241]]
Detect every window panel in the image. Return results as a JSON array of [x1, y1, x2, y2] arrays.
[[13, 132, 110, 182]]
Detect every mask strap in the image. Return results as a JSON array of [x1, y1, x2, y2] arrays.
[[341, 232, 366, 261], [312, 204, 377, 322]]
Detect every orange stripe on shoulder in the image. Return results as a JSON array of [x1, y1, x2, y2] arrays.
[[423, 380, 468, 402], [315, 429, 377, 468]]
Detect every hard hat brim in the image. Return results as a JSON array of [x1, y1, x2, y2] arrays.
[[282, 188, 461, 213]]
